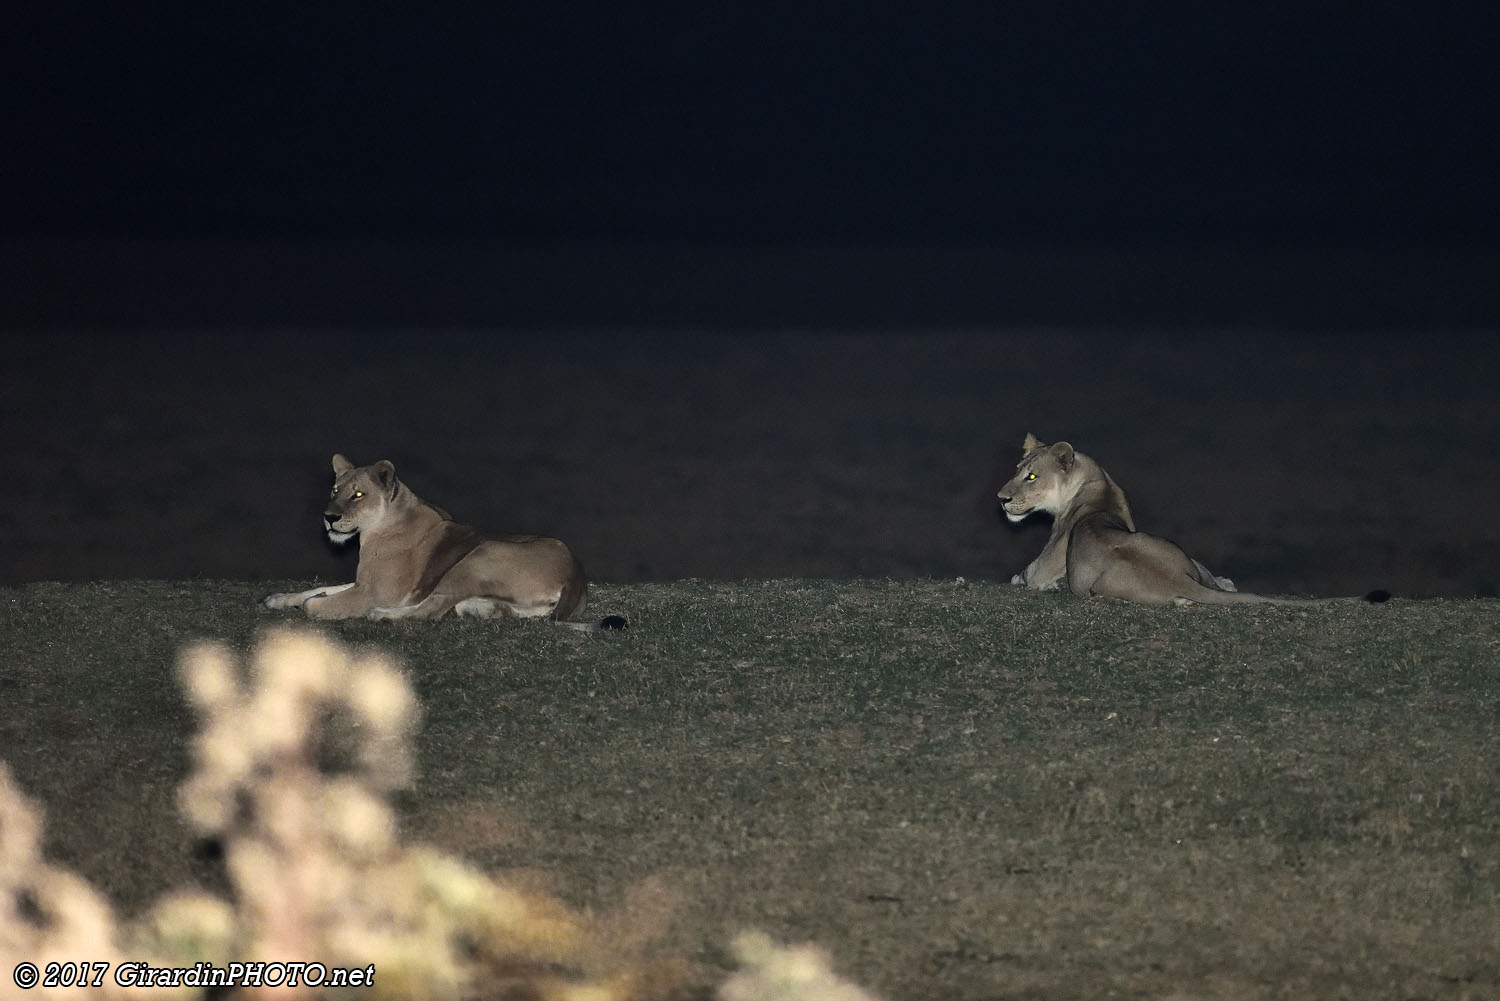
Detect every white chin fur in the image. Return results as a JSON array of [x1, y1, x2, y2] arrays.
[[326, 529, 356, 545], [1004, 508, 1030, 523]]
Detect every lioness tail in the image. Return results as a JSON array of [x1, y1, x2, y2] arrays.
[[556, 615, 630, 633], [1179, 581, 1391, 607]]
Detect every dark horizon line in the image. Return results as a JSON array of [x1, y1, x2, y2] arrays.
[[4, 236, 1499, 331]]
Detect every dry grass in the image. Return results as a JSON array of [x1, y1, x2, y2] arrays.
[[2, 579, 1498, 999]]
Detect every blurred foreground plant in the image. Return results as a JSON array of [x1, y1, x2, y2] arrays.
[[0, 628, 881, 1000], [0, 764, 142, 999]]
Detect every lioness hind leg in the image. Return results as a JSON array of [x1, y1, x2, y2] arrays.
[[1190, 558, 1236, 592], [441, 589, 566, 621], [509, 588, 566, 619], [369, 592, 463, 621], [454, 597, 511, 618]]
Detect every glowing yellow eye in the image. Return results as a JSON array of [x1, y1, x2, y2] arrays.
[[1026, 472, 1037, 481], [353, 491, 364, 499]]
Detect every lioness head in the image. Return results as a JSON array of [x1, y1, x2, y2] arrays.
[[323, 454, 399, 544], [997, 433, 1077, 522]]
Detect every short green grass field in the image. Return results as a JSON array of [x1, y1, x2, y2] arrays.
[[2, 579, 1497, 999]]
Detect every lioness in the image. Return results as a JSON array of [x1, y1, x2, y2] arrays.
[[264, 454, 626, 628], [998, 434, 1389, 606]]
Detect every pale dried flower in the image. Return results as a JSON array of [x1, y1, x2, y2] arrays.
[[719, 932, 886, 1001], [253, 629, 345, 702], [320, 778, 397, 858], [0, 765, 42, 884], [346, 654, 416, 736], [134, 890, 236, 965], [176, 772, 233, 833], [178, 642, 240, 712]]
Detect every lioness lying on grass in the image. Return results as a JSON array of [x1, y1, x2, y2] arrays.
[[998, 434, 1388, 606], [264, 454, 625, 629]]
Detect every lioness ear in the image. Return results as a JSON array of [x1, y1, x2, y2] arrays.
[[1052, 441, 1076, 471], [332, 454, 353, 475], [1022, 432, 1043, 452], [372, 460, 398, 498]]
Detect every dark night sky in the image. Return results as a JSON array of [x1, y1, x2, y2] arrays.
[[3, 4, 1500, 593], [5, 3, 1499, 248]]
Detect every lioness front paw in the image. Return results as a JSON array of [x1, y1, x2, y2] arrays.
[[1010, 573, 1026, 586], [263, 592, 303, 610]]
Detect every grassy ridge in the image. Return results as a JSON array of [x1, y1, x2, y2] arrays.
[[2, 579, 1497, 999]]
